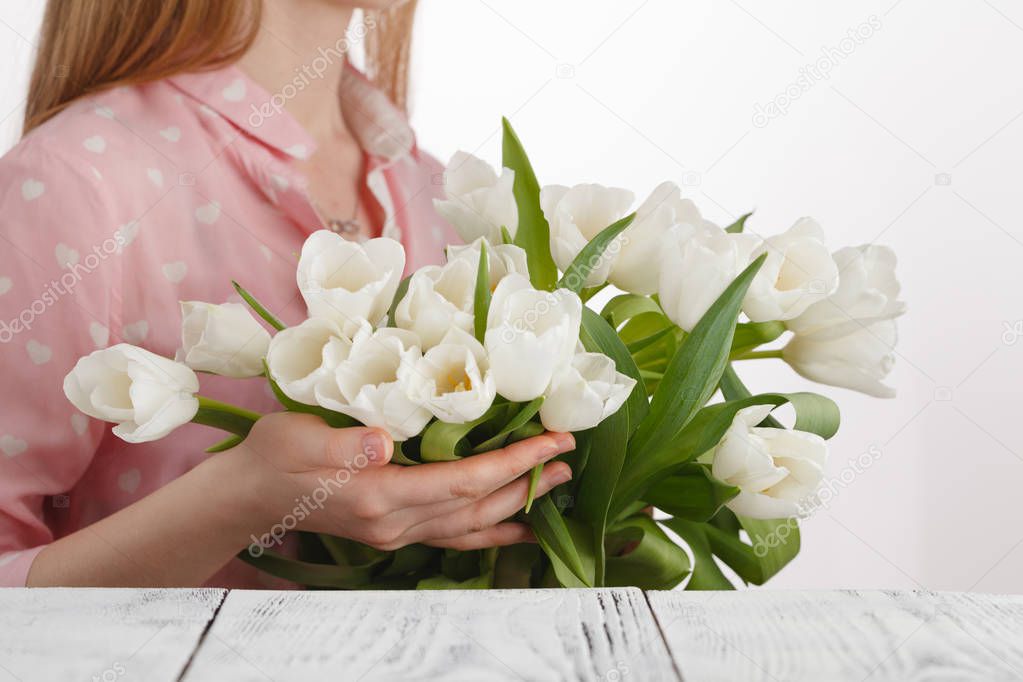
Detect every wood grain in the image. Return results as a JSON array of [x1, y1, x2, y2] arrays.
[[0, 587, 225, 682], [647, 589, 1023, 682], [183, 587, 679, 681]]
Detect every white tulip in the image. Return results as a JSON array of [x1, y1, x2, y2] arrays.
[[610, 182, 717, 295], [265, 317, 355, 405], [63, 343, 199, 443], [394, 258, 475, 349], [400, 327, 497, 423], [175, 301, 271, 378], [659, 226, 761, 332], [539, 352, 636, 432], [315, 327, 431, 441], [711, 405, 828, 519], [786, 245, 905, 340], [743, 218, 839, 322], [541, 183, 634, 288], [296, 230, 405, 335], [783, 319, 898, 398], [432, 151, 518, 244], [446, 236, 530, 286], [484, 274, 582, 402]]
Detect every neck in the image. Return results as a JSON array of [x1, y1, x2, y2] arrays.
[[238, 1, 356, 143]]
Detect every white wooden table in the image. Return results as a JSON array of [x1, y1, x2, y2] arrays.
[[1, 589, 1021, 681]]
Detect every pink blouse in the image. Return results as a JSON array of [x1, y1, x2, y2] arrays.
[[0, 64, 459, 587]]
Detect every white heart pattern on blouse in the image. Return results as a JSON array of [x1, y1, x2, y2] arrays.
[[122, 320, 149, 344], [71, 413, 89, 436], [26, 340, 52, 365], [159, 126, 181, 142], [83, 135, 106, 153], [222, 78, 247, 102], [162, 261, 188, 283], [55, 243, 79, 269], [0, 435, 27, 458], [21, 179, 44, 201], [89, 322, 109, 348], [118, 468, 142, 494], [195, 201, 221, 225]]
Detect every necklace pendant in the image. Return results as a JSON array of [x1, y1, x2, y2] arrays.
[[328, 218, 363, 240]]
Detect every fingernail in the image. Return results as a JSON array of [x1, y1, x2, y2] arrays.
[[551, 467, 572, 485], [363, 432, 388, 461], [552, 432, 575, 451]]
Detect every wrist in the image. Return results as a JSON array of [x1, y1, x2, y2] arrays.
[[192, 443, 283, 552]]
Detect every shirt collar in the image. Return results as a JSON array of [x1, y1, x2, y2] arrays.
[[167, 62, 415, 162]]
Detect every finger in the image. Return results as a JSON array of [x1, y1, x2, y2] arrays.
[[400, 461, 572, 544], [266, 413, 392, 472], [378, 432, 575, 507], [422, 522, 535, 551]]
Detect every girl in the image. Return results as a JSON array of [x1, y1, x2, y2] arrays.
[[0, 0, 573, 588]]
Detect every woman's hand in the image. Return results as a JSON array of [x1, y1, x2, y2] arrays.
[[228, 412, 575, 553]]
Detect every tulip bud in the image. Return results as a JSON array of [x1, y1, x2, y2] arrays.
[[176, 301, 271, 378], [63, 344, 199, 443]]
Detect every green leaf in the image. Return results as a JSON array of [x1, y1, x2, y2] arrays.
[[386, 275, 412, 327], [661, 518, 736, 590], [700, 513, 801, 585], [645, 464, 739, 522], [236, 548, 378, 589], [391, 440, 421, 466], [725, 211, 753, 234], [473, 241, 491, 343], [501, 225, 514, 245], [503, 117, 558, 290], [232, 280, 285, 331], [630, 253, 767, 461], [612, 389, 839, 516], [263, 361, 359, 429], [493, 544, 542, 588], [526, 496, 594, 587], [524, 465, 544, 514], [572, 397, 629, 586], [471, 397, 544, 454], [604, 515, 691, 590], [204, 433, 243, 453], [420, 402, 532, 462], [417, 573, 492, 590], [192, 396, 260, 437], [721, 366, 840, 438], [557, 213, 636, 293], [579, 307, 648, 432], [601, 294, 662, 329], [729, 320, 786, 358], [626, 326, 675, 354]]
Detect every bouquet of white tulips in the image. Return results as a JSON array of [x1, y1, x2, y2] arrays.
[[63, 119, 904, 590]]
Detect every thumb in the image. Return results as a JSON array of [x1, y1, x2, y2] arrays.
[[322, 425, 394, 471]]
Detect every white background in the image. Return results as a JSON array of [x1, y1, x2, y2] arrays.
[[3, 0, 1022, 593]]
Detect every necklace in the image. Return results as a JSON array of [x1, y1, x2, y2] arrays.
[[318, 193, 364, 242]]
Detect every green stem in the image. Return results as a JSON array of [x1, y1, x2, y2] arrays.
[[193, 396, 262, 437], [579, 283, 609, 303], [735, 349, 783, 361]]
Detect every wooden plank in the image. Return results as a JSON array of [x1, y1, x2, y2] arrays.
[[184, 588, 679, 681], [0, 587, 225, 682], [647, 590, 1023, 682]]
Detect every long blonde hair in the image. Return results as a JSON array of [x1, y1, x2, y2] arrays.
[[24, 0, 417, 135]]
